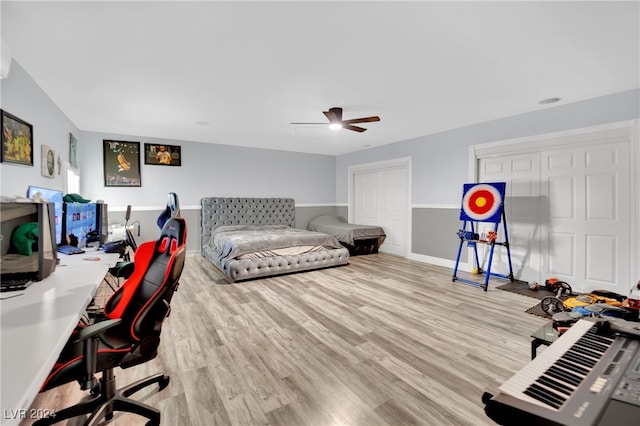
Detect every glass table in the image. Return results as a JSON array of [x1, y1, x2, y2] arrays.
[[530, 321, 558, 359]]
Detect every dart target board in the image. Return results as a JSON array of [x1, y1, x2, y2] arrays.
[[459, 182, 506, 223]]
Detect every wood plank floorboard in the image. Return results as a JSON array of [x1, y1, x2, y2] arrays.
[[23, 253, 546, 425]]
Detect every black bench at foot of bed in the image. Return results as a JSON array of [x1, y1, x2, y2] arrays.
[[341, 238, 381, 255], [308, 215, 386, 255]]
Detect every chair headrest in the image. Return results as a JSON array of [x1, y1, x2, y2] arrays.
[[159, 216, 186, 248], [157, 192, 181, 229]]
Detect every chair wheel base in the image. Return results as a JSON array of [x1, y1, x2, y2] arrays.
[[159, 375, 170, 391], [33, 371, 170, 426]]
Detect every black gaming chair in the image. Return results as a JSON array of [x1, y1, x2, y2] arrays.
[[35, 213, 187, 426]]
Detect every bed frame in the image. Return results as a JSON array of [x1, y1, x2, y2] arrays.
[[200, 197, 349, 282]]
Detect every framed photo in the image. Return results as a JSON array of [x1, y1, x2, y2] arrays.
[[103, 140, 141, 187], [41, 145, 55, 178], [144, 143, 181, 166], [1, 109, 34, 166]]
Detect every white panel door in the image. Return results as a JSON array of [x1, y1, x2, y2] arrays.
[[352, 164, 409, 257], [354, 172, 378, 225], [376, 167, 408, 256], [541, 142, 630, 295], [478, 153, 541, 283], [477, 139, 630, 295]]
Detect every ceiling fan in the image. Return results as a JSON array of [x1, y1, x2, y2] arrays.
[[291, 107, 381, 133]]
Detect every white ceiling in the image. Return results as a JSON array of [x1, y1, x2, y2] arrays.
[[2, 1, 638, 156]]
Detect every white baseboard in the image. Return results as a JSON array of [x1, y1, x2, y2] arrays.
[[407, 252, 472, 273]]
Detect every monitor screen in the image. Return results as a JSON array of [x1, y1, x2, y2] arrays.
[[63, 202, 97, 246], [27, 186, 63, 245], [39, 202, 58, 278], [0, 202, 57, 281]]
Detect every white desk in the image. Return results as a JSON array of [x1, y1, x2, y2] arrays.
[[0, 251, 120, 425]]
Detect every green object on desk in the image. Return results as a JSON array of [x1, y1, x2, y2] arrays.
[[63, 193, 90, 203], [10, 222, 38, 256]]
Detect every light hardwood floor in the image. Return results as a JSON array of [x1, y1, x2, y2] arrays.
[[24, 253, 546, 425]]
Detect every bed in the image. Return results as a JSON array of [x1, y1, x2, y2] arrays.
[[307, 215, 386, 255], [201, 197, 349, 282]]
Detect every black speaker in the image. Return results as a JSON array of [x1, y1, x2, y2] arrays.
[[103, 239, 125, 255], [96, 202, 109, 246]]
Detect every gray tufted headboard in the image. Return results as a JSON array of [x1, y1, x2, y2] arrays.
[[200, 197, 295, 254]]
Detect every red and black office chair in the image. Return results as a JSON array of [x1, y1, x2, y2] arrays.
[[107, 193, 181, 288], [35, 213, 187, 426]]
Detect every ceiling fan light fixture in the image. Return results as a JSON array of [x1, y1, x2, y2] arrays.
[[290, 107, 380, 133]]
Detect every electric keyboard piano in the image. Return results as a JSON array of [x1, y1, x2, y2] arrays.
[[484, 318, 640, 425]]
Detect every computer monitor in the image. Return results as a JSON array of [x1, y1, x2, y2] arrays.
[[26, 186, 63, 245], [0, 202, 57, 284], [62, 202, 97, 247]]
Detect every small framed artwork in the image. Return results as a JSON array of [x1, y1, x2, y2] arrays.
[[103, 140, 141, 187], [69, 133, 78, 169], [1, 109, 34, 166], [144, 143, 182, 166], [41, 145, 55, 178]]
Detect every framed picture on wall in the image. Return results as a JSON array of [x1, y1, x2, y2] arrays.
[[103, 140, 141, 187], [41, 145, 55, 178], [144, 143, 182, 166], [1, 109, 34, 166], [69, 133, 78, 169]]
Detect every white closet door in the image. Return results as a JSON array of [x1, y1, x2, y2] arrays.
[[477, 138, 630, 295], [478, 153, 541, 283], [541, 142, 630, 295], [376, 167, 408, 256], [352, 163, 409, 257], [354, 172, 378, 225]]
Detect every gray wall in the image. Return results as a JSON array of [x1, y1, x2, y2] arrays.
[[0, 61, 80, 197], [412, 207, 465, 261], [336, 89, 640, 260], [336, 89, 640, 205], [76, 131, 338, 253], [79, 132, 337, 208]]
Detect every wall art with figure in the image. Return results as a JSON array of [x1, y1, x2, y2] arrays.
[[103, 140, 141, 187], [144, 143, 181, 166]]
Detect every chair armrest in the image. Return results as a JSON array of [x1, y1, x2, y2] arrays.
[[72, 319, 122, 344], [109, 261, 135, 279], [71, 318, 122, 391]]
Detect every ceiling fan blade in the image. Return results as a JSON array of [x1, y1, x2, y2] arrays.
[[323, 110, 337, 123], [294, 107, 378, 133], [343, 124, 367, 133], [342, 116, 381, 124], [323, 107, 343, 123], [330, 107, 343, 122]]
